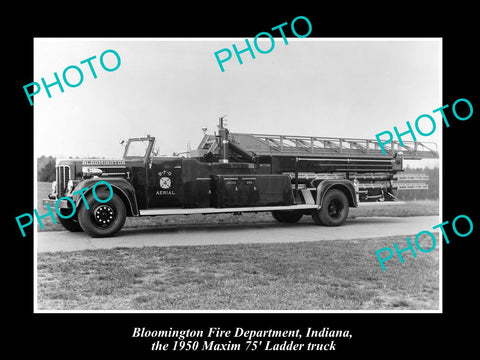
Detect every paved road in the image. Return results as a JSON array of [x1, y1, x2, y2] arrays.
[[36, 216, 440, 253]]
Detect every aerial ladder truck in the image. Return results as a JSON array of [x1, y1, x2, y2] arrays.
[[46, 117, 439, 237]]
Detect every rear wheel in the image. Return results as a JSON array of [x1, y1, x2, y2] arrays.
[[77, 190, 126, 238], [56, 209, 82, 232], [271, 210, 304, 223], [311, 189, 349, 226], [271, 211, 282, 222]]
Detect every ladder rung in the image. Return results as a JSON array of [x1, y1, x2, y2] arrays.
[[394, 174, 429, 181], [393, 183, 429, 189]]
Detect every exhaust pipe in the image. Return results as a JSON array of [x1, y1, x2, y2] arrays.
[[218, 116, 229, 163]]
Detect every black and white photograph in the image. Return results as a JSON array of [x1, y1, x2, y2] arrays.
[[33, 38, 442, 312]]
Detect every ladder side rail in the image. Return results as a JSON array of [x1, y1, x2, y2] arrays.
[[401, 140, 437, 152], [244, 133, 439, 158]]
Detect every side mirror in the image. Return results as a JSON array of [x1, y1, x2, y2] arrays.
[[119, 139, 126, 147], [152, 146, 159, 157]]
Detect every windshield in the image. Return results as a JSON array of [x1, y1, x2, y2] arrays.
[[125, 139, 151, 157]]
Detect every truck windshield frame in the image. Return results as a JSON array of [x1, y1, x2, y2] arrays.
[[123, 137, 155, 159]]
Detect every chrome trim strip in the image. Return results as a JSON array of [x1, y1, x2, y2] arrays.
[[139, 204, 317, 216], [358, 201, 406, 206], [298, 158, 392, 162]]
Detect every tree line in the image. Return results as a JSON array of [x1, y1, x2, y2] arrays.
[[37, 156, 56, 182], [37, 156, 105, 182]]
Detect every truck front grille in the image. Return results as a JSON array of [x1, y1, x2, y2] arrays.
[[56, 165, 70, 197]]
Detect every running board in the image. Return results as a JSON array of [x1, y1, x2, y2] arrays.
[[139, 204, 318, 216], [358, 201, 406, 206]]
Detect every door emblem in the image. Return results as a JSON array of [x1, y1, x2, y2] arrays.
[[156, 170, 175, 196], [160, 176, 171, 189]]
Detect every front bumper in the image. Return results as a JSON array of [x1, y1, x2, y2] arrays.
[[42, 198, 71, 209]]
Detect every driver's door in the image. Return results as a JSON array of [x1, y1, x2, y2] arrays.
[[147, 157, 183, 208]]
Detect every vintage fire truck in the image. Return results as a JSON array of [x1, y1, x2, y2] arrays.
[[44, 117, 438, 237]]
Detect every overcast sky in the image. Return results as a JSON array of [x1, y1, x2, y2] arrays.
[[34, 38, 441, 166]]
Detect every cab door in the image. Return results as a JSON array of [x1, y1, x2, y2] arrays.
[[147, 157, 183, 208]]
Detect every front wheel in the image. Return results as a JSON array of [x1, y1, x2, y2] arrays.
[[311, 189, 349, 226], [77, 190, 126, 238], [56, 209, 83, 232]]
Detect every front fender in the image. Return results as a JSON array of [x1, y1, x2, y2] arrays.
[[71, 178, 139, 216], [315, 179, 358, 209]]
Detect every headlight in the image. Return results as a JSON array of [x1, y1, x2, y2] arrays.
[[82, 167, 103, 178], [51, 181, 57, 195], [66, 180, 74, 193]]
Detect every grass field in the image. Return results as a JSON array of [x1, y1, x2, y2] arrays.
[[36, 182, 439, 232], [37, 235, 439, 311]]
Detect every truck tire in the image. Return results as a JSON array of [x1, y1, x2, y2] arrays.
[[77, 190, 126, 238], [56, 209, 82, 232], [311, 189, 349, 226], [271, 210, 304, 223], [271, 211, 282, 222]]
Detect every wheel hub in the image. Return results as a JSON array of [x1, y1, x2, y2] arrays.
[[93, 205, 115, 227], [328, 200, 342, 218]]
